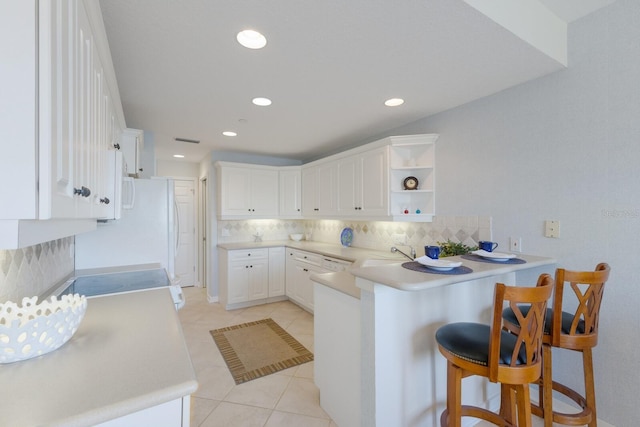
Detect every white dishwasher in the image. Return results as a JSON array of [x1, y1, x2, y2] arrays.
[[320, 256, 352, 273], [286, 250, 352, 312]]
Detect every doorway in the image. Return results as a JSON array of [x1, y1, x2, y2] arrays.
[[174, 178, 198, 287], [199, 177, 208, 288]]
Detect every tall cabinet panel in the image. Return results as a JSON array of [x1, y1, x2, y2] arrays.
[[302, 162, 337, 217], [359, 146, 388, 215], [43, 0, 77, 218], [279, 167, 302, 218]]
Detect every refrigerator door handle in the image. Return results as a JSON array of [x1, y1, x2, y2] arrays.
[[174, 200, 180, 256], [122, 177, 136, 209]]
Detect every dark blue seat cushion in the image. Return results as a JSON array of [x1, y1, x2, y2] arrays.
[[502, 307, 585, 335], [435, 322, 529, 366]]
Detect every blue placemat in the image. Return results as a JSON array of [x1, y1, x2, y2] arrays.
[[460, 254, 526, 264], [402, 262, 473, 275]]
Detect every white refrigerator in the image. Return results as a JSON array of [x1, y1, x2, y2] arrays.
[[75, 178, 177, 279]]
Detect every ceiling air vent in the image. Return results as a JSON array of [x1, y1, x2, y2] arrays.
[[174, 137, 200, 144]]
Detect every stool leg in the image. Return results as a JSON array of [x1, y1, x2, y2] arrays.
[[499, 384, 517, 424], [583, 348, 597, 427], [445, 361, 462, 427], [541, 344, 553, 427], [515, 384, 533, 427]]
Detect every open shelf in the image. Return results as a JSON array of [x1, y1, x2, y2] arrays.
[[388, 135, 437, 221]]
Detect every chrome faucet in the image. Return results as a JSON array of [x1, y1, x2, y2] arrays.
[[391, 246, 416, 261]]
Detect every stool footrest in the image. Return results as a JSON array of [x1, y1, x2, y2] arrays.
[[532, 379, 593, 426], [441, 405, 516, 427]]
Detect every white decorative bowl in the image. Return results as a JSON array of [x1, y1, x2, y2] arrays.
[[290, 233, 304, 241], [0, 294, 87, 364]]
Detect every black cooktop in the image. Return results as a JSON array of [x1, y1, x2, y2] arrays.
[[60, 268, 171, 297]]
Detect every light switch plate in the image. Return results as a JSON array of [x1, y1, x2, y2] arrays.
[[510, 237, 522, 252], [544, 220, 560, 238]]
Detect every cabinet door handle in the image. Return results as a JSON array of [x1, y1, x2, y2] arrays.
[[100, 197, 110, 204], [74, 186, 91, 197], [303, 268, 308, 272], [113, 143, 120, 150]]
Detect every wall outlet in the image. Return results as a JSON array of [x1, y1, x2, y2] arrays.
[[392, 233, 407, 245], [510, 237, 522, 253], [544, 220, 560, 238]]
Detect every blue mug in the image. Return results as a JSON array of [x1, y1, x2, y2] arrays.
[[425, 245, 441, 259], [478, 241, 498, 252]]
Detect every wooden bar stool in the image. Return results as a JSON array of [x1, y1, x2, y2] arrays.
[[435, 274, 553, 427], [502, 263, 610, 427]]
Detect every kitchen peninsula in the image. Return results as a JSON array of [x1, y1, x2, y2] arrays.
[[313, 253, 555, 427]]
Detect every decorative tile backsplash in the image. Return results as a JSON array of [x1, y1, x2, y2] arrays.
[[218, 216, 492, 253], [0, 237, 74, 303]]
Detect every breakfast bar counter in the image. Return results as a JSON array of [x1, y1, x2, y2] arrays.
[[0, 288, 197, 427], [313, 252, 556, 427]]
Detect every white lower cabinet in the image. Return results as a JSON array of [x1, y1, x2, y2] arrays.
[[284, 249, 334, 313], [268, 247, 286, 297], [219, 247, 287, 309]]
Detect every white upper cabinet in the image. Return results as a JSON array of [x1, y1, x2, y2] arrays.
[[279, 167, 302, 218], [216, 162, 279, 219], [121, 128, 144, 176], [0, 0, 126, 248], [336, 146, 388, 218], [302, 162, 337, 217]]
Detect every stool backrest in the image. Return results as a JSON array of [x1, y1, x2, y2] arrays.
[[489, 274, 553, 383], [551, 263, 611, 349]]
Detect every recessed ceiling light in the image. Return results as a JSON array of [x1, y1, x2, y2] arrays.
[[222, 131, 237, 137], [385, 98, 405, 107], [237, 30, 267, 49], [252, 97, 272, 106], [173, 154, 185, 158]]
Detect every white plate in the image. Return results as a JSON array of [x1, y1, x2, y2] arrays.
[[472, 250, 517, 261], [415, 256, 462, 271]]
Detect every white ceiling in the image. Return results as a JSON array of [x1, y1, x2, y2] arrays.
[[99, 0, 615, 163]]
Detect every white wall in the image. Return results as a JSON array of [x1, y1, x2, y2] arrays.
[[366, 1, 637, 424], [157, 159, 200, 177]]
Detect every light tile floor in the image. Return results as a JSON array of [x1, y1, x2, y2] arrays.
[[178, 287, 337, 427], [179, 287, 593, 427]]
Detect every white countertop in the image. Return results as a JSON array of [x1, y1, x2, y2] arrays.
[[218, 240, 556, 295], [0, 288, 198, 427], [217, 240, 406, 264], [349, 253, 556, 291]]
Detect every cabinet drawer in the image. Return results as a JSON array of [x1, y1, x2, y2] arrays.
[[228, 248, 269, 261], [290, 249, 322, 267]]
